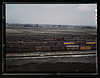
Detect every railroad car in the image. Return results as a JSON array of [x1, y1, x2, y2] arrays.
[[24, 42, 41, 46], [6, 43, 19, 47], [51, 46, 65, 51], [56, 42, 63, 44], [35, 46, 51, 52], [23, 40, 33, 42], [66, 45, 79, 50], [56, 44, 65, 47], [41, 42, 48, 45], [64, 42, 74, 45], [54, 37, 64, 41], [86, 42, 96, 44], [74, 41, 86, 45], [43, 44, 55, 46], [66, 39, 75, 41], [91, 45, 96, 50], [86, 39, 94, 41], [47, 42, 56, 45], [6, 41, 18, 43], [64, 37, 72, 40], [6, 47, 18, 52], [43, 38, 54, 41], [80, 46, 91, 50], [18, 47, 35, 52], [75, 39, 86, 41], [91, 46, 96, 50]]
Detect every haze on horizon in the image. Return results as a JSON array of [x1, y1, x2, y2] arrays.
[[6, 4, 97, 26]]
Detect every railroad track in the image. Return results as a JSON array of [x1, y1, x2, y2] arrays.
[[6, 53, 97, 66], [6, 51, 96, 58], [6, 54, 97, 59]]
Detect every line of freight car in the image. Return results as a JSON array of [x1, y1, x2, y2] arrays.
[[65, 45, 96, 51], [43, 37, 96, 42], [53, 37, 85, 41], [6, 46, 36, 52], [63, 41, 86, 45], [6, 40, 96, 47], [6, 45, 96, 52], [34, 45, 81, 52], [35, 45, 96, 51], [6, 37, 96, 42]]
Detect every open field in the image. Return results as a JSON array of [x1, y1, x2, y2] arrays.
[[6, 27, 97, 37]]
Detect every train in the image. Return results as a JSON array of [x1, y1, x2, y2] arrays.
[[5, 36, 97, 52]]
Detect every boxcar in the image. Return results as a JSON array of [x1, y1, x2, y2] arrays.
[[80, 46, 91, 50], [18, 46, 35, 52], [24, 42, 41, 46], [66, 45, 79, 50], [54, 37, 64, 41], [86, 42, 96, 44], [51, 46, 65, 51], [43, 38, 54, 41], [67, 39, 75, 41], [6, 47, 18, 52], [64, 42, 74, 45], [35, 46, 51, 52], [56, 42, 63, 44]]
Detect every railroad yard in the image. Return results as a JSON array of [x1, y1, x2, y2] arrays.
[[5, 26, 97, 73]]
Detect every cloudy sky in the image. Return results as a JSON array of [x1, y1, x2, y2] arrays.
[[6, 4, 97, 26]]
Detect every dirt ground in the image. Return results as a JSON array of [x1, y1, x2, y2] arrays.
[[5, 62, 96, 73]]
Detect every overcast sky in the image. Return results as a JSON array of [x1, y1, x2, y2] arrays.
[[6, 4, 97, 26]]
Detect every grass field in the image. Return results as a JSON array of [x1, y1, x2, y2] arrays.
[[6, 26, 97, 37]]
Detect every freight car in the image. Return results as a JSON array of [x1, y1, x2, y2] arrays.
[[80, 46, 91, 50], [35, 46, 51, 52], [43, 38, 54, 41], [18, 46, 35, 52], [64, 42, 74, 45], [54, 37, 64, 41], [51, 46, 65, 51], [6, 47, 18, 52], [65, 45, 79, 51], [86, 42, 96, 44], [24, 42, 41, 46]]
